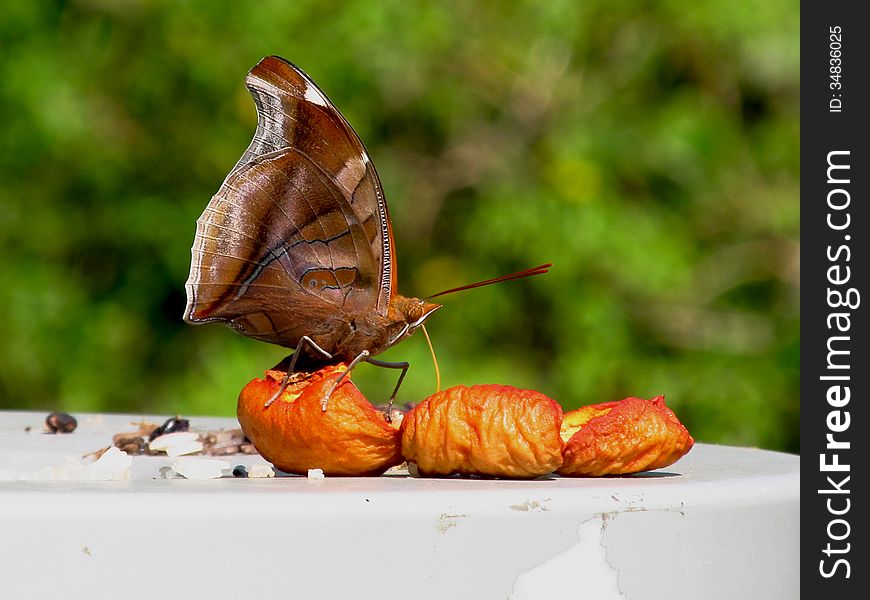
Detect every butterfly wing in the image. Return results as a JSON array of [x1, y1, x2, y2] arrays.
[[184, 56, 396, 349]]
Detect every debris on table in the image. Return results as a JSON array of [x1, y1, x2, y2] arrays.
[[148, 417, 190, 441], [249, 464, 275, 478], [13, 446, 132, 481], [171, 457, 230, 480], [106, 417, 255, 459], [45, 412, 78, 434], [148, 432, 203, 457]]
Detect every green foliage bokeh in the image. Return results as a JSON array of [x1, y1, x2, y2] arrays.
[[0, 1, 799, 452]]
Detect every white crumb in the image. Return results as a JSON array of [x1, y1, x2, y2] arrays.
[[171, 457, 230, 480], [248, 464, 275, 478]]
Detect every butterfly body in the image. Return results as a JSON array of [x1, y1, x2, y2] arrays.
[[184, 56, 440, 365]]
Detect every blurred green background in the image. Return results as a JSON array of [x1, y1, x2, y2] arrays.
[[0, 1, 799, 452]]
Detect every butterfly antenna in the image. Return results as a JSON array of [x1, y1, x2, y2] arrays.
[[421, 324, 441, 393], [424, 263, 552, 300]]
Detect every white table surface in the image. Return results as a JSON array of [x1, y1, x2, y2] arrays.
[[0, 411, 799, 600]]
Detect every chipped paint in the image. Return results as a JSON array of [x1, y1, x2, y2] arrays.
[[435, 513, 468, 534], [509, 517, 624, 599], [508, 499, 551, 512]]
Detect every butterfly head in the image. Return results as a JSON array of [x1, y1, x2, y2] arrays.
[[387, 297, 442, 348]]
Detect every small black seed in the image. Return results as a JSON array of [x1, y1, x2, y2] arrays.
[[149, 417, 191, 441], [45, 412, 77, 434], [232, 465, 249, 478]]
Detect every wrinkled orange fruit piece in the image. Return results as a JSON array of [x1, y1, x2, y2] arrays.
[[401, 384, 564, 478], [237, 363, 403, 476], [558, 395, 694, 477]]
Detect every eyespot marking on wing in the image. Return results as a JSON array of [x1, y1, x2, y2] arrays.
[[301, 267, 359, 291]]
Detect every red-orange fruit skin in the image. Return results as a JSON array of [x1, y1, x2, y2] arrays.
[[237, 365, 403, 476], [400, 384, 564, 478], [558, 395, 694, 477]]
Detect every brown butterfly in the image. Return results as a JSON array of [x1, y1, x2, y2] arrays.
[[184, 56, 549, 407]]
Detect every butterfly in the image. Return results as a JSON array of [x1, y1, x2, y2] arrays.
[[184, 56, 549, 407]]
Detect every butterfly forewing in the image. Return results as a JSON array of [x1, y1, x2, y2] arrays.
[[235, 56, 395, 307], [185, 57, 396, 349]]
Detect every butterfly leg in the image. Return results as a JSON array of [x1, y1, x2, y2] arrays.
[[265, 336, 333, 408], [321, 350, 370, 411], [363, 356, 410, 423], [319, 354, 410, 421]]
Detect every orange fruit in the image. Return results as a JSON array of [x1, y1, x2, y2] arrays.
[[237, 363, 403, 476], [558, 395, 694, 477], [401, 384, 564, 478]]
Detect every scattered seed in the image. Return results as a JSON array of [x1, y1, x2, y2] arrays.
[[102, 426, 257, 461], [148, 417, 191, 441], [238, 443, 258, 455], [202, 428, 247, 456], [307, 468, 325, 480], [232, 465, 248, 478], [113, 433, 146, 455], [45, 412, 77, 434]]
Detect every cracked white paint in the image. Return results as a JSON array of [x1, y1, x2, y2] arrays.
[[509, 499, 550, 512], [509, 517, 624, 599]]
